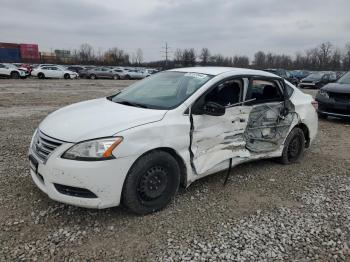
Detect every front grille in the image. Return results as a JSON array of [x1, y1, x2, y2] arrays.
[[32, 131, 63, 163], [329, 92, 350, 103]]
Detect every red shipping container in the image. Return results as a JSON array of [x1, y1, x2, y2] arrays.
[[0, 42, 20, 49], [20, 44, 39, 59]]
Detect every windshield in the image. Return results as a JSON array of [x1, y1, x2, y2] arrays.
[[337, 72, 350, 84], [109, 71, 213, 109], [306, 73, 323, 80]]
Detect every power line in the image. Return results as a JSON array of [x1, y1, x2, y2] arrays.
[[161, 42, 172, 68]]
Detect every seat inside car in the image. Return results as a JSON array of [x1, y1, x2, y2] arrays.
[[216, 82, 241, 106]]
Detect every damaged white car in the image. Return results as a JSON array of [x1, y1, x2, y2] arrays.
[[28, 67, 318, 214]]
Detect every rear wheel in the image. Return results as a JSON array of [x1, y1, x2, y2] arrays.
[[125, 75, 131, 80], [11, 71, 20, 79], [90, 74, 96, 80], [38, 73, 45, 79], [64, 73, 70, 79], [113, 74, 120, 80], [122, 150, 180, 215], [279, 127, 305, 164]]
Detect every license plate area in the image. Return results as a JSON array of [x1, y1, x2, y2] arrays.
[[29, 155, 39, 174]]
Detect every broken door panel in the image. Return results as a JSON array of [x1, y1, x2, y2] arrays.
[[191, 106, 252, 174], [244, 101, 297, 153]]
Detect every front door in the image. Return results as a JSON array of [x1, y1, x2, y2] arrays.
[[190, 78, 252, 175]]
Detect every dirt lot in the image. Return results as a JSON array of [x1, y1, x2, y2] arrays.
[[0, 79, 349, 261]]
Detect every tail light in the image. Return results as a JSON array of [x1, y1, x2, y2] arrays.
[[311, 100, 318, 110]]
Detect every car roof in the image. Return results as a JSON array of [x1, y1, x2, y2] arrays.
[[169, 67, 279, 78]]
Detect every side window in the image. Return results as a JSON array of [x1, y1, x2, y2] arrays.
[[204, 79, 243, 107], [245, 79, 283, 104], [0, 64, 4, 68]]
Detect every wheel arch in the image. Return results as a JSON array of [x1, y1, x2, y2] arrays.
[[294, 122, 310, 148], [125, 147, 188, 189]]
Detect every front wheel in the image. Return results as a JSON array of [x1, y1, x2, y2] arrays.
[[90, 74, 96, 80], [113, 74, 120, 80], [64, 73, 70, 79], [122, 150, 180, 215], [11, 71, 20, 79], [279, 127, 305, 164]]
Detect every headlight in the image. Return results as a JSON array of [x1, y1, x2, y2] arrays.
[[62, 137, 123, 161], [318, 89, 329, 98]]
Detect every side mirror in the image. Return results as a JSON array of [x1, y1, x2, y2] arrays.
[[193, 101, 226, 116]]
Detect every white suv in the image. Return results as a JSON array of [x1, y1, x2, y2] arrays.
[[28, 67, 318, 214], [0, 63, 27, 79]]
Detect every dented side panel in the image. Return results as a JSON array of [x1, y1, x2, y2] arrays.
[[244, 101, 297, 153], [191, 106, 252, 174]]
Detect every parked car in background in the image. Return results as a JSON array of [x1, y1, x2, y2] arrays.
[[28, 67, 317, 214], [290, 70, 310, 81], [17, 64, 33, 75], [0, 63, 27, 79], [316, 71, 350, 120], [112, 68, 128, 79], [263, 69, 299, 86], [66, 66, 86, 74], [77, 66, 96, 78], [123, 68, 150, 79], [146, 68, 159, 75], [84, 67, 122, 80], [31, 65, 78, 79], [299, 72, 337, 89]]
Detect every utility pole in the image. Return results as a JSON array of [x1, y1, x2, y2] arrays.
[[161, 42, 171, 69]]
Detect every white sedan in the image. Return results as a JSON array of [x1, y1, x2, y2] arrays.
[[28, 67, 318, 214], [31, 65, 78, 79]]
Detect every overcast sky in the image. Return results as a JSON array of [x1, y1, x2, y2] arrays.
[[1, 0, 349, 61]]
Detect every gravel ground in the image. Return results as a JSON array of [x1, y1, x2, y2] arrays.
[[0, 79, 349, 261]]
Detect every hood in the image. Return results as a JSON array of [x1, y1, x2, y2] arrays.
[[321, 82, 350, 94], [39, 98, 167, 142]]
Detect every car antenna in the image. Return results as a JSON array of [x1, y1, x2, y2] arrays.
[[223, 158, 233, 186]]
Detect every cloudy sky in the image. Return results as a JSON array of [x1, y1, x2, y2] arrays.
[[1, 0, 349, 61]]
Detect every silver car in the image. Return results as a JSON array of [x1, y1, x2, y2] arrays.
[[85, 67, 121, 80]]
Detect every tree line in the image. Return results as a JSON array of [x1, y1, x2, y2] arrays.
[[67, 42, 350, 71]]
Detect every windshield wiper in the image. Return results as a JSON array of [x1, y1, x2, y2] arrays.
[[115, 100, 148, 108]]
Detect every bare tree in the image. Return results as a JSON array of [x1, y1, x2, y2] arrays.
[[318, 42, 333, 70], [253, 51, 266, 68], [135, 48, 144, 65], [104, 47, 130, 65], [79, 43, 94, 64], [199, 48, 211, 65], [173, 49, 183, 66], [342, 43, 350, 70]]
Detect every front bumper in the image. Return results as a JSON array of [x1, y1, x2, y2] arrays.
[[316, 94, 350, 119], [28, 143, 137, 209]]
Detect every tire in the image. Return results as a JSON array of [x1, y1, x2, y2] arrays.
[[122, 150, 180, 215], [279, 127, 305, 164], [90, 74, 96, 80], [64, 73, 70, 79], [125, 75, 131, 80], [11, 71, 20, 79], [38, 73, 45, 79], [113, 74, 120, 80]]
